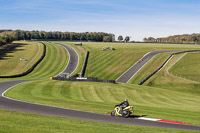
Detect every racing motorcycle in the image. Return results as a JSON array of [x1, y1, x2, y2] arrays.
[[110, 105, 134, 118]]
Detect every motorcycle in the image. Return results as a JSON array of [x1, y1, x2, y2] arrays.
[[110, 105, 134, 118]]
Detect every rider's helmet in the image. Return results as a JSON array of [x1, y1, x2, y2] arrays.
[[124, 99, 128, 102]]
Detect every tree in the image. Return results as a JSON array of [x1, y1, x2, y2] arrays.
[[0, 31, 16, 46], [143, 37, 147, 42], [118, 35, 123, 42], [124, 36, 130, 43], [191, 36, 198, 45], [70, 33, 75, 40]]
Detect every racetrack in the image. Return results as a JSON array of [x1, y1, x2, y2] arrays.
[[0, 44, 200, 131], [56, 43, 79, 76], [116, 51, 175, 83], [0, 80, 200, 131]]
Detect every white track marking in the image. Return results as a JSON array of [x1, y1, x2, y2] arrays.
[[126, 55, 157, 83], [116, 52, 151, 81], [136, 117, 161, 121], [55, 43, 79, 77]]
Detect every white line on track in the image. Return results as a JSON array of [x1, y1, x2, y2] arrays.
[[55, 43, 79, 77], [126, 55, 158, 83], [116, 52, 151, 81], [69, 46, 79, 76], [1, 80, 107, 116]]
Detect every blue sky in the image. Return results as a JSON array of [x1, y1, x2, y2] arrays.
[[0, 0, 200, 41]]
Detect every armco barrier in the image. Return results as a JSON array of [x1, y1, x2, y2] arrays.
[[52, 76, 116, 84], [138, 50, 200, 85], [80, 51, 89, 77], [0, 42, 46, 78]]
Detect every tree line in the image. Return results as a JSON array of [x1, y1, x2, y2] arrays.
[[0, 30, 115, 46], [143, 33, 200, 44]]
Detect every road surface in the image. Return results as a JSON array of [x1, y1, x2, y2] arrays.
[[116, 51, 174, 83]]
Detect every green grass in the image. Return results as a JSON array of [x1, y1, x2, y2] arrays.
[[129, 53, 172, 84], [143, 53, 200, 95], [56, 41, 87, 76], [1, 110, 197, 133], [170, 52, 200, 82], [5, 80, 200, 125], [59, 42, 200, 80], [2, 42, 200, 132], [0, 41, 43, 76], [0, 42, 69, 81]]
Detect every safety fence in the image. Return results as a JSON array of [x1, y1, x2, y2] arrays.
[[0, 43, 46, 78], [138, 50, 200, 85]]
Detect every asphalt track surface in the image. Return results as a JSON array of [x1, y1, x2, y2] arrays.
[[117, 51, 175, 83], [56, 43, 79, 75], [0, 44, 200, 131]]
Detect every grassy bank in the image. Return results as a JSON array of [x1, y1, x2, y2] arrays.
[[59, 42, 200, 80], [143, 53, 200, 95], [129, 53, 172, 84], [5, 80, 200, 125], [0, 42, 69, 81], [170, 52, 200, 82], [0, 41, 43, 76], [1, 110, 197, 133]]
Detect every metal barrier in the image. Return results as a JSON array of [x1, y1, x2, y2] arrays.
[[138, 50, 200, 85], [80, 51, 89, 77], [52, 76, 116, 84]]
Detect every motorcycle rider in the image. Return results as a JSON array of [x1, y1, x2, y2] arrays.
[[115, 99, 129, 110]]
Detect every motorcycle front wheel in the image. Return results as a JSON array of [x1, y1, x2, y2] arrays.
[[111, 111, 115, 116]]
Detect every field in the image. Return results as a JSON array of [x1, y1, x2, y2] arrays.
[[1, 110, 198, 133], [1, 41, 200, 132], [0, 41, 44, 76]]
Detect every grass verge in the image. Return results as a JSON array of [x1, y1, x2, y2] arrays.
[[0, 109, 198, 133], [55, 41, 87, 76]]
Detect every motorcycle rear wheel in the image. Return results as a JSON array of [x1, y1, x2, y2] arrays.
[[122, 110, 130, 118]]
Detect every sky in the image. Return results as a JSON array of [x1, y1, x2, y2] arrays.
[[0, 0, 200, 41]]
